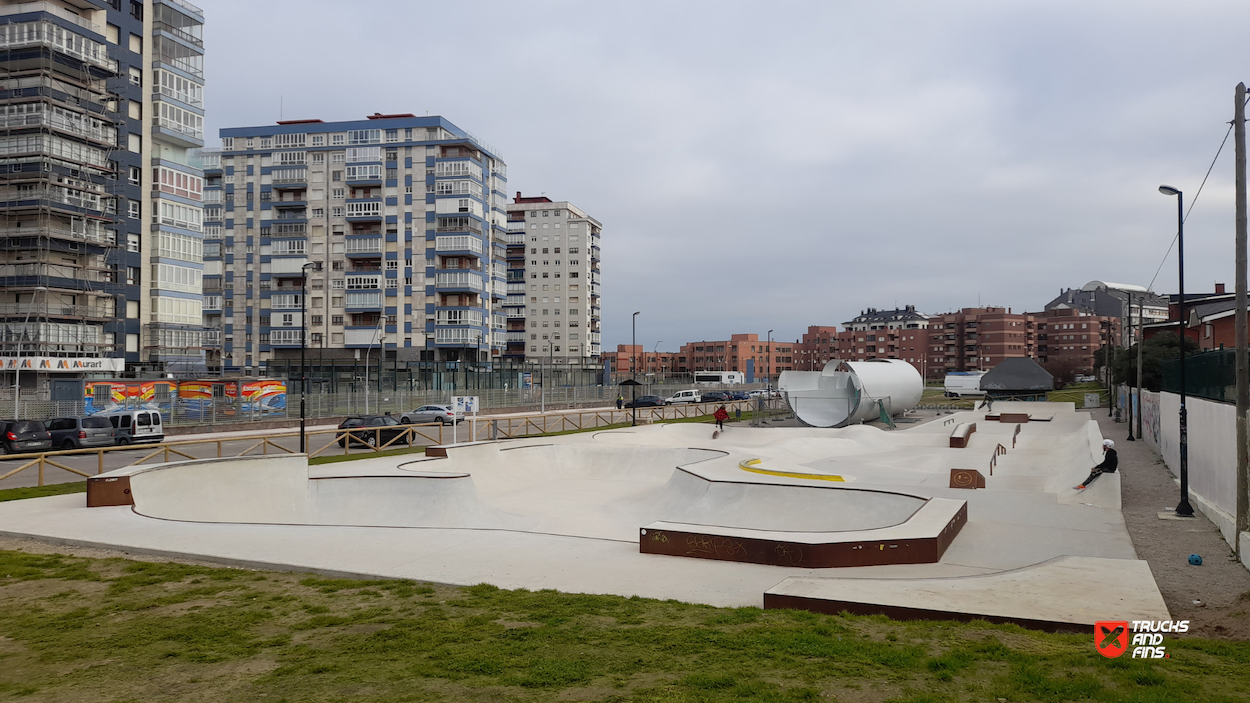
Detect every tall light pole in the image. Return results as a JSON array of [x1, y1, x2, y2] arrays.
[[363, 314, 384, 415], [299, 262, 316, 453], [652, 340, 662, 380], [632, 311, 640, 426], [767, 329, 773, 392], [1160, 184, 1194, 517], [1127, 292, 1135, 441]]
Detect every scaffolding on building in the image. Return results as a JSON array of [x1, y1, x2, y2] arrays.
[[0, 15, 124, 402]]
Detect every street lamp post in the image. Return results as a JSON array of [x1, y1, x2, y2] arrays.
[[1127, 292, 1136, 441], [767, 329, 773, 392], [299, 262, 316, 453], [632, 311, 640, 426], [1159, 184, 1194, 517], [363, 315, 384, 415]]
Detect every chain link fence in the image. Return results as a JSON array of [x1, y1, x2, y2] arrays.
[[0, 382, 774, 429], [1162, 347, 1235, 403]]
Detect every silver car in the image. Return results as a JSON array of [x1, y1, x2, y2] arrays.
[[47, 416, 116, 450], [399, 405, 463, 425]]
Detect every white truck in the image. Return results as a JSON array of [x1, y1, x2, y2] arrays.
[[943, 371, 987, 398]]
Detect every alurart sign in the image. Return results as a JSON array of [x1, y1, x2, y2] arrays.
[[0, 357, 125, 372]]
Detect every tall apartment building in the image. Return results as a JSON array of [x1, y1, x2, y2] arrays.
[[0, 0, 206, 394], [203, 115, 509, 376], [503, 194, 601, 364]]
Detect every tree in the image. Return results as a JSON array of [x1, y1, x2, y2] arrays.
[[1097, 331, 1198, 391], [1041, 357, 1082, 388]]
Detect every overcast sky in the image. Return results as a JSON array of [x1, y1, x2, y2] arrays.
[[203, 0, 1250, 350]]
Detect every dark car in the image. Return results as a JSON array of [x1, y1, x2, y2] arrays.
[[47, 416, 116, 450], [700, 391, 732, 403], [624, 395, 667, 408], [338, 415, 411, 448], [728, 391, 750, 401], [0, 420, 52, 455]]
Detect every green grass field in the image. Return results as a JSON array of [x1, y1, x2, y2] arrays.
[[0, 549, 1247, 702]]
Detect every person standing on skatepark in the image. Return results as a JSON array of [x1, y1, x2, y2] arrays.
[[1075, 439, 1118, 490], [713, 405, 729, 431]]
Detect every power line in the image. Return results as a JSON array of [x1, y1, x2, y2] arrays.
[[1147, 122, 1234, 292]]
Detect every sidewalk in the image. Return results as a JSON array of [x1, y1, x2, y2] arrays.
[[1093, 410, 1250, 639]]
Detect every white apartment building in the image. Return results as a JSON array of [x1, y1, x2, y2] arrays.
[[503, 195, 601, 364]]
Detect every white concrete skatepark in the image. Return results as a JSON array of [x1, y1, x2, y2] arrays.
[[0, 401, 1170, 630]]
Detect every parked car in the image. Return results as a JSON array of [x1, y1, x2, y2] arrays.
[[700, 391, 732, 403], [0, 420, 52, 455], [748, 389, 779, 399], [338, 415, 411, 447], [728, 391, 751, 401], [103, 410, 165, 445], [664, 389, 702, 404], [46, 416, 115, 451], [399, 405, 463, 425], [625, 395, 667, 408]]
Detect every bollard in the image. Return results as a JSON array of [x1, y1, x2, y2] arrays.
[[491, 419, 498, 440]]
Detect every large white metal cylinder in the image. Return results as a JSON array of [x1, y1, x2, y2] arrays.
[[779, 359, 924, 428]]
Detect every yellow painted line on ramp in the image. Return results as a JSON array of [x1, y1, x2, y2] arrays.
[[739, 458, 845, 482]]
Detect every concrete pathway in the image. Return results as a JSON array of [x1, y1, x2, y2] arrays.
[[1094, 410, 1250, 639]]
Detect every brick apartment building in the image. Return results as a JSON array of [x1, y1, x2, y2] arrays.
[[604, 335, 796, 383], [601, 344, 678, 378], [792, 305, 1120, 381]]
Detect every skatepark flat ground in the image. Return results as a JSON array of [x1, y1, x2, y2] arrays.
[[0, 402, 1170, 627]]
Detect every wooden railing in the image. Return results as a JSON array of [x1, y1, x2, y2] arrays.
[[0, 400, 757, 487]]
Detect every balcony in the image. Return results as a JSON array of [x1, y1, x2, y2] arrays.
[[273, 209, 307, 221], [506, 331, 526, 342], [0, 111, 115, 146], [506, 310, 526, 319], [436, 219, 483, 236], [435, 272, 483, 291], [0, 17, 117, 72], [344, 291, 383, 309], [434, 328, 480, 345], [505, 232, 524, 245], [269, 329, 302, 346], [345, 201, 382, 219], [435, 310, 483, 326], [345, 238, 383, 255], [435, 235, 483, 255]]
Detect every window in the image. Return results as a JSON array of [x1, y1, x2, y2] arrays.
[[127, 200, 140, 219], [332, 170, 342, 181], [386, 278, 398, 288], [331, 315, 344, 325], [386, 260, 399, 270]]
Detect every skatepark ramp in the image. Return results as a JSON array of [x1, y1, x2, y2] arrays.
[[778, 359, 923, 428]]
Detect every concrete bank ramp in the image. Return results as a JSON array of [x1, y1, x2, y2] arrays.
[[639, 468, 928, 532], [125, 455, 534, 530]]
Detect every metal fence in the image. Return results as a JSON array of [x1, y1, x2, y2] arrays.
[[1162, 348, 1235, 403], [0, 382, 773, 429]]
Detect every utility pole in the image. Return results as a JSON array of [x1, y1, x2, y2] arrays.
[[1127, 293, 1135, 441], [1235, 81, 1248, 554], [1137, 296, 1144, 442]]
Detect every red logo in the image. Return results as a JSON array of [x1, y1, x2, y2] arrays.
[[1095, 621, 1129, 658]]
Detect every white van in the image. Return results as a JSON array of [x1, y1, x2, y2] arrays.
[[105, 410, 165, 445], [943, 372, 987, 398], [665, 389, 702, 404]]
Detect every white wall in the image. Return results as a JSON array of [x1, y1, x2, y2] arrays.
[[1141, 387, 1244, 556]]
